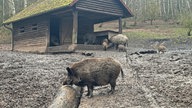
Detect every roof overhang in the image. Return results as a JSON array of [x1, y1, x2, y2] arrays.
[[3, 0, 77, 25], [3, 0, 133, 25]]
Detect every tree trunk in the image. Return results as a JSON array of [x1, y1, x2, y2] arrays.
[[8, 0, 16, 16], [3, 0, 5, 21], [168, 0, 170, 17], [124, 0, 127, 5], [163, 0, 166, 15], [178, 0, 181, 13], [181, 0, 184, 12], [170, 0, 174, 18], [133, 14, 137, 26], [150, 19, 153, 25], [186, 0, 191, 12], [123, 19, 127, 28], [24, 0, 28, 8], [158, 0, 162, 17], [188, 29, 192, 36]]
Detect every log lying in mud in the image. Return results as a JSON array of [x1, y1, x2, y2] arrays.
[[48, 85, 83, 108], [130, 50, 157, 55]]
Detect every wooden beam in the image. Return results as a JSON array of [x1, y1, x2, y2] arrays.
[[12, 30, 14, 51], [72, 9, 78, 44], [4, 24, 14, 51], [45, 20, 50, 52], [51, 9, 72, 16], [77, 7, 122, 17], [118, 17, 122, 34]]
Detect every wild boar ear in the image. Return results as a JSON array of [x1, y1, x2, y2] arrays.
[[66, 67, 74, 76]]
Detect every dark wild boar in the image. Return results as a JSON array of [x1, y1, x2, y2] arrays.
[[63, 58, 124, 98]]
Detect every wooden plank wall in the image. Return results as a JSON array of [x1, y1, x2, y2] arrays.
[[47, 44, 103, 53], [76, 0, 124, 16], [13, 15, 49, 53], [78, 17, 94, 44]]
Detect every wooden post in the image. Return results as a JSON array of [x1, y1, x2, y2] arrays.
[[11, 29, 14, 51], [118, 17, 122, 34], [4, 24, 14, 51], [45, 28, 49, 52], [72, 9, 78, 44], [45, 19, 50, 53]]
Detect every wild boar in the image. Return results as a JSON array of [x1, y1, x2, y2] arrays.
[[63, 58, 124, 98], [109, 34, 128, 49], [102, 39, 109, 51], [67, 44, 77, 53], [157, 45, 166, 53], [151, 41, 167, 53], [118, 44, 126, 52]]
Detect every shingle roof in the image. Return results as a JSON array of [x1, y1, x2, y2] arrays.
[[3, 0, 133, 24], [3, 0, 74, 24]]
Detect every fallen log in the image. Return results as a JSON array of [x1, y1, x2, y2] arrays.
[[130, 50, 157, 55], [48, 85, 83, 108]]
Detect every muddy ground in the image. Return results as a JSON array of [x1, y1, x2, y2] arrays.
[[0, 43, 192, 108]]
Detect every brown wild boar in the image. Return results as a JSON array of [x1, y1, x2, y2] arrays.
[[157, 45, 166, 53], [63, 58, 124, 98], [118, 44, 126, 52], [109, 34, 128, 49], [151, 41, 167, 53], [102, 39, 109, 51]]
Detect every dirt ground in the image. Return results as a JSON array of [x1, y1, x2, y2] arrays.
[[0, 42, 192, 108]]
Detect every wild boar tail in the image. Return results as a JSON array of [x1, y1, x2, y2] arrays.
[[120, 69, 124, 79]]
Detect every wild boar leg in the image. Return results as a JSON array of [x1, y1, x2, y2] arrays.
[[108, 80, 116, 94], [85, 86, 90, 96], [87, 85, 94, 98]]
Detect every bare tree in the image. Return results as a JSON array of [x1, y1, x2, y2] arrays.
[[8, 0, 16, 16], [145, 0, 159, 25], [158, 0, 162, 17], [3, 0, 5, 21], [24, 0, 28, 8], [162, 0, 166, 15], [1, 0, 192, 26], [180, 13, 192, 36]]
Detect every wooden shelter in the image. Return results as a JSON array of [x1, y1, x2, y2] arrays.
[[3, 0, 133, 53]]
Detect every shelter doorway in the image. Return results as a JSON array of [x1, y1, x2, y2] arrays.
[[60, 17, 73, 45], [50, 17, 60, 46]]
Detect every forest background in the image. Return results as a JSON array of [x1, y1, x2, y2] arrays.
[[0, 0, 192, 43]]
